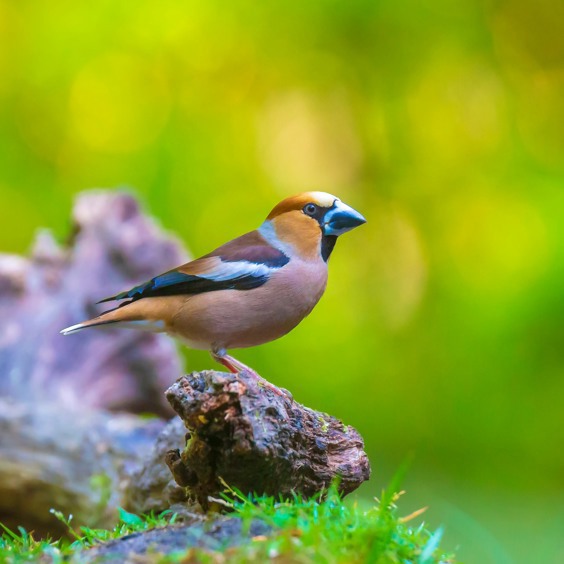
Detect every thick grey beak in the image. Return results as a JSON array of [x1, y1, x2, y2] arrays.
[[323, 200, 366, 236]]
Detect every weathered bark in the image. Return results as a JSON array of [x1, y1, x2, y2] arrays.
[[86, 371, 371, 561], [163, 370, 371, 507], [122, 417, 191, 515]]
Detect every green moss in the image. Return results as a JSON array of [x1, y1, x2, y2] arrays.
[[317, 415, 330, 433], [213, 484, 454, 563], [0, 508, 177, 563], [0, 484, 454, 563]]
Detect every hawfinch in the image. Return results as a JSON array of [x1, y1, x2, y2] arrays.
[[62, 192, 366, 381]]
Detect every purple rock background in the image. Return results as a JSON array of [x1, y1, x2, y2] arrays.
[[0, 190, 189, 416]]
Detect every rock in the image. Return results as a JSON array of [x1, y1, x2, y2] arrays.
[[82, 516, 271, 562], [0, 398, 164, 536]]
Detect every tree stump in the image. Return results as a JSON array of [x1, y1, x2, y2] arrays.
[[164, 370, 370, 507]]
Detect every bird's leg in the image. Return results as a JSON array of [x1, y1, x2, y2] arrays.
[[211, 348, 261, 378], [210, 348, 292, 400]]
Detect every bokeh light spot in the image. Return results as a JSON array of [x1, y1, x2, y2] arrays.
[[407, 55, 505, 165], [367, 203, 428, 330], [258, 90, 363, 190]]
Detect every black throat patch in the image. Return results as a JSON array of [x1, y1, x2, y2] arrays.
[[321, 235, 337, 262]]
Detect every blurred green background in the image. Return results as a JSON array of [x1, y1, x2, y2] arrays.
[[1, 0, 563, 561]]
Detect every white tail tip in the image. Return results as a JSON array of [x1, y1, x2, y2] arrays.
[[60, 323, 86, 335]]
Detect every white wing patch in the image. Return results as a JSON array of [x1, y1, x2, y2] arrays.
[[199, 260, 274, 282]]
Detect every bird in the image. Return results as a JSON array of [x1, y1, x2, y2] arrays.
[[61, 192, 366, 386]]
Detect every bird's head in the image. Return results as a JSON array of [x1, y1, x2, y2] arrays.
[[261, 192, 366, 261]]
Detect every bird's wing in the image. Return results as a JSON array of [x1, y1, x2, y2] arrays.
[[98, 230, 289, 304]]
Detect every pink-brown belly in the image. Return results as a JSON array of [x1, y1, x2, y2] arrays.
[[168, 261, 327, 350]]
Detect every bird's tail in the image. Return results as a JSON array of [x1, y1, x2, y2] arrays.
[[60, 317, 118, 335], [61, 299, 170, 336], [60, 305, 129, 335]]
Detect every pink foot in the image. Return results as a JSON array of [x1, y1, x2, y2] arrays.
[[210, 349, 291, 400]]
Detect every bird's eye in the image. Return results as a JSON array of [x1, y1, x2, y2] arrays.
[[304, 203, 318, 216]]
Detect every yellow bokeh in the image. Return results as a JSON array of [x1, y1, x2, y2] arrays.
[[444, 192, 549, 297], [70, 53, 171, 153]]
